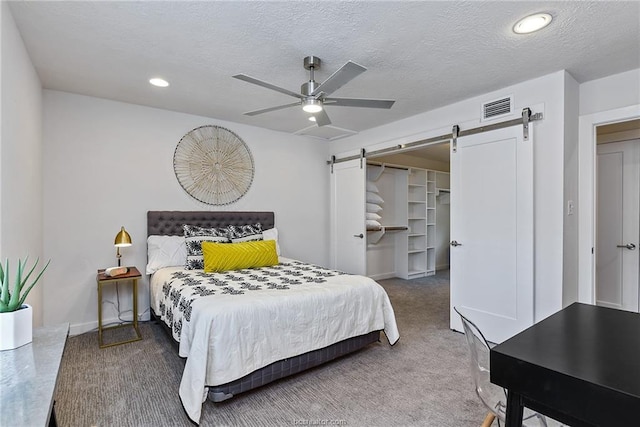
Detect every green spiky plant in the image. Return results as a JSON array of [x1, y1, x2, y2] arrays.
[[0, 258, 50, 313]]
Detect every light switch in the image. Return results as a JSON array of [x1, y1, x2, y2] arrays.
[[567, 200, 574, 216]]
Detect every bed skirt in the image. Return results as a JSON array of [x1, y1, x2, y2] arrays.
[[151, 308, 380, 402]]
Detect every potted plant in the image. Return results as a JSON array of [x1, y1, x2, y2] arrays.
[[0, 257, 50, 350]]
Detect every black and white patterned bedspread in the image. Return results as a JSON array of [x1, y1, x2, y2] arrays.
[[151, 260, 345, 342]]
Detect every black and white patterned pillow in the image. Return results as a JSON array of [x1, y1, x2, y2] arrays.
[[183, 224, 230, 270], [227, 223, 263, 243]]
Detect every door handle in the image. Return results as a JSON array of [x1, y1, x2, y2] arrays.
[[450, 240, 462, 247], [617, 243, 636, 250], [353, 234, 364, 239]]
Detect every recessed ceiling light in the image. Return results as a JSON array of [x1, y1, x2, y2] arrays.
[[149, 77, 169, 87], [513, 13, 552, 34], [308, 116, 317, 122]]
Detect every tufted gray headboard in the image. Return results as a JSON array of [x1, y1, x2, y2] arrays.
[[147, 211, 275, 237]]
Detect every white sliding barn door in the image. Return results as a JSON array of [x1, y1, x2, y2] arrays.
[[450, 126, 534, 344], [330, 159, 366, 275], [596, 140, 640, 312]]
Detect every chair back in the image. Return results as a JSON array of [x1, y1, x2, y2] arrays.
[[454, 307, 507, 420]]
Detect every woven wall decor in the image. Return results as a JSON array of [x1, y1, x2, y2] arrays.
[[173, 125, 254, 205]]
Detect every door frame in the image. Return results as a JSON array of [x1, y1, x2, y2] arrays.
[[578, 104, 640, 304]]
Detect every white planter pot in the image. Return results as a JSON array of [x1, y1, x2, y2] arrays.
[[0, 304, 33, 351]]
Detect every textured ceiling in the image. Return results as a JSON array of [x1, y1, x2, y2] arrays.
[[8, 1, 640, 141]]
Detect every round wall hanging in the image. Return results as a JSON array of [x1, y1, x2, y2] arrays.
[[173, 125, 254, 205]]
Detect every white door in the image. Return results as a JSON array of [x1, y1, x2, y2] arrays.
[[450, 126, 534, 344], [330, 159, 366, 274], [596, 139, 640, 312]]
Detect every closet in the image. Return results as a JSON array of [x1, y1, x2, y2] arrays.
[[365, 162, 449, 280], [365, 163, 408, 279]]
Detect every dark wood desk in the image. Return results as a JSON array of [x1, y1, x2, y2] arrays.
[[490, 303, 640, 427]]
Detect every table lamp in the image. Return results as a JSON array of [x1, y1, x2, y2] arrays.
[[114, 226, 132, 266]]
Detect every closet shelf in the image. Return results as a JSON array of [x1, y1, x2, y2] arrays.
[[408, 200, 427, 204]]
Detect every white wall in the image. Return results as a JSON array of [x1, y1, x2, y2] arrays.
[[577, 68, 640, 304], [580, 69, 640, 116], [1, 3, 45, 326], [562, 72, 580, 307], [42, 91, 329, 334], [331, 70, 569, 322]]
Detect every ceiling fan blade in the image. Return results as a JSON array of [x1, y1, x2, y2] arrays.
[[233, 74, 303, 99], [324, 97, 395, 109], [313, 109, 332, 127], [243, 102, 300, 116], [311, 61, 366, 97]]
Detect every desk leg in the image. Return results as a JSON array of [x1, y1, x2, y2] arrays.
[[505, 390, 524, 427], [49, 401, 58, 427]]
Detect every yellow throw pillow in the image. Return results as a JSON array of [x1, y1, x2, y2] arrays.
[[202, 240, 279, 273]]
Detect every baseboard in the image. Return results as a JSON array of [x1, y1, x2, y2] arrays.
[[368, 272, 398, 280], [69, 313, 151, 336], [595, 300, 622, 310], [69, 320, 101, 336]]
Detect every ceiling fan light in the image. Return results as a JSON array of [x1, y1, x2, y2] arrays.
[[302, 99, 323, 113]]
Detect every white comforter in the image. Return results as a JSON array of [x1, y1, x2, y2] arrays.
[[150, 258, 400, 423]]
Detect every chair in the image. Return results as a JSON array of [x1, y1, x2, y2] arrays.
[[454, 307, 556, 427]]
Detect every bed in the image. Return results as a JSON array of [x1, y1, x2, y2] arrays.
[[147, 211, 400, 423]]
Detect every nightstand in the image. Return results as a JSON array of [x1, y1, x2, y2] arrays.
[[96, 266, 143, 348]]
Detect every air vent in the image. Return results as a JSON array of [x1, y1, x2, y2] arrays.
[[481, 96, 513, 121]]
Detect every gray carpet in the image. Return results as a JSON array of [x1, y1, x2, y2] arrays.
[[55, 270, 487, 426]]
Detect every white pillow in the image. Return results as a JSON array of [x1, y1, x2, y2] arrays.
[[146, 235, 187, 274], [366, 219, 382, 230], [366, 191, 384, 204], [366, 181, 379, 193], [366, 212, 382, 221], [366, 203, 383, 213], [262, 227, 281, 256]]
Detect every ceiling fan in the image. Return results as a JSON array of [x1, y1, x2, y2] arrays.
[[232, 56, 395, 127]]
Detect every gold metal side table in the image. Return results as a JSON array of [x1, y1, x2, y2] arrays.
[[96, 266, 143, 348]]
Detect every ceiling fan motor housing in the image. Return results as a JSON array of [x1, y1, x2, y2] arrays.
[[301, 80, 320, 97]]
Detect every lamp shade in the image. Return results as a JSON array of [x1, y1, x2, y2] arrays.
[[114, 226, 132, 247]]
